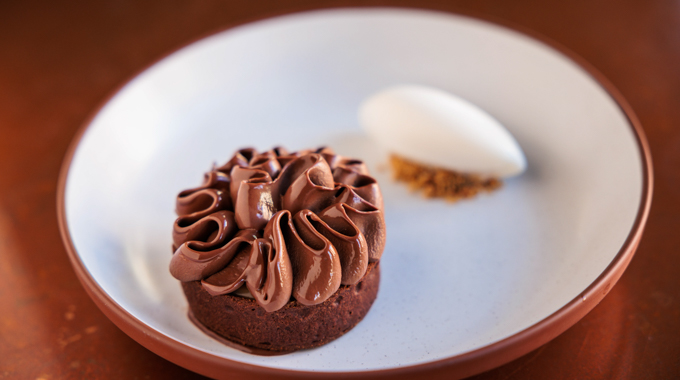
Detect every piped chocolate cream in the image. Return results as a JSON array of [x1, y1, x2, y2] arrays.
[[170, 147, 385, 313]]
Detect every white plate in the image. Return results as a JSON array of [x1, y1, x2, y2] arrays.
[[59, 7, 651, 378]]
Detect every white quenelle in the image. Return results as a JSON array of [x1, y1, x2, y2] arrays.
[[359, 85, 527, 178]]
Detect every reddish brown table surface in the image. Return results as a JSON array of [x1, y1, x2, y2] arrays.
[[1, 1, 678, 379]]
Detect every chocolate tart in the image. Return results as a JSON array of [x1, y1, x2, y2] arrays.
[[169, 147, 386, 352]]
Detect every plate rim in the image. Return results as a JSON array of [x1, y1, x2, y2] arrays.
[[56, 6, 654, 379]]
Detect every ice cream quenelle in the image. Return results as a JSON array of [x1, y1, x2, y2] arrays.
[[359, 85, 526, 199]]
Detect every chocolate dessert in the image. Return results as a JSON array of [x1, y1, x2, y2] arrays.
[[169, 147, 386, 352]]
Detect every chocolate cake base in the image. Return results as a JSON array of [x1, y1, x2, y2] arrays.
[[182, 262, 380, 353]]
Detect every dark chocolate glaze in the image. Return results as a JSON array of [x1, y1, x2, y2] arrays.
[[169, 147, 385, 312]]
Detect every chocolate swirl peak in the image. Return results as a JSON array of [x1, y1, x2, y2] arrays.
[[170, 147, 385, 312]]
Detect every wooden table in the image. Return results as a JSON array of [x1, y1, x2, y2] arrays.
[[1, 1, 677, 378]]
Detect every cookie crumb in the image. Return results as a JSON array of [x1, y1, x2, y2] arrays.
[[389, 154, 501, 201]]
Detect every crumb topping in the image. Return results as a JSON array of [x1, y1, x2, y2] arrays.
[[389, 154, 502, 201]]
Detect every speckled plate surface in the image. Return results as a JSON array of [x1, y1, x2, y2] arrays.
[[58, 8, 652, 379]]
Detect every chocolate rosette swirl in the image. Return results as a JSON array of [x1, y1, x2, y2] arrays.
[[170, 147, 385, 312]]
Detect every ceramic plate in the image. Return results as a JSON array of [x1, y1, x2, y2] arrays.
[[58, 8, 652, 379]]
